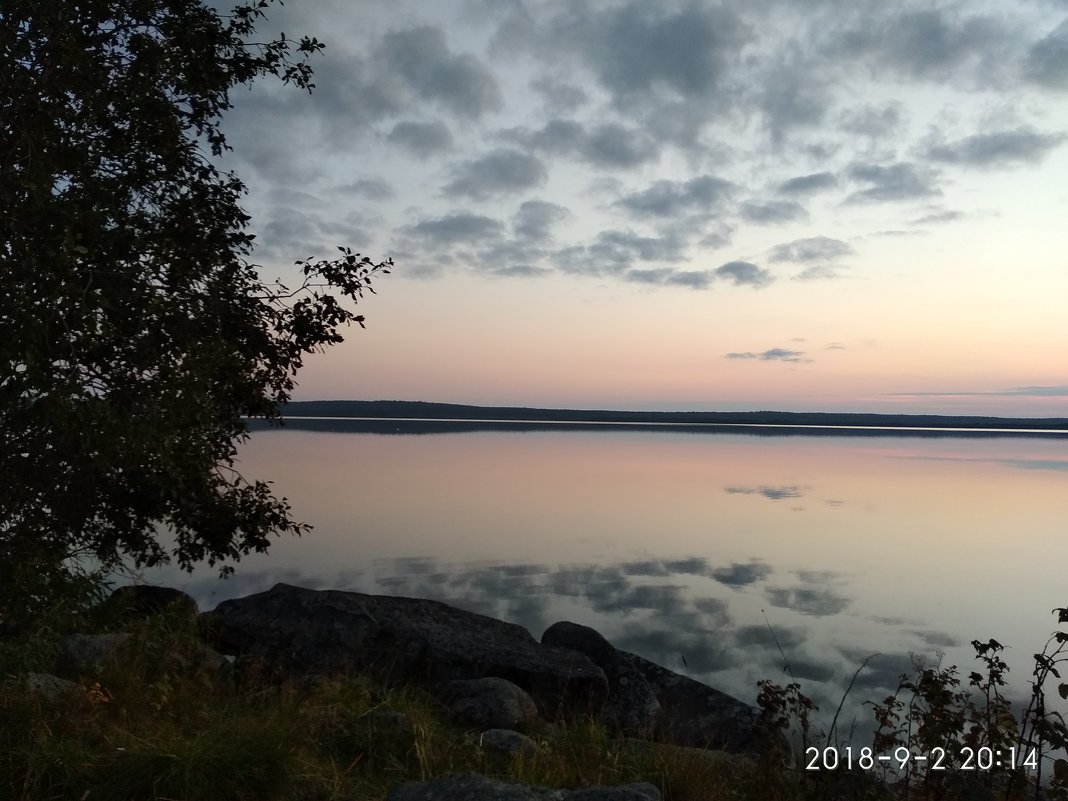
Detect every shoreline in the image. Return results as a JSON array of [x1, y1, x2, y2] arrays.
[[274, 400, 1068, 434]]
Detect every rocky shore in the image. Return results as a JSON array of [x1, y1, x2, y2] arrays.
[[30, 582, 764, 800]]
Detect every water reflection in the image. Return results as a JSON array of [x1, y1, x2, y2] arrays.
[[160, 550, 966, 722], [726, 485, 805, 500], [144, 426, 1067, 739]]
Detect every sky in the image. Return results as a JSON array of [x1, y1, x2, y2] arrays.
[[217, 0, 1068, 416]]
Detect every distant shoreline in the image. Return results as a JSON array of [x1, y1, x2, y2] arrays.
[[273, 400, 1068, 434]]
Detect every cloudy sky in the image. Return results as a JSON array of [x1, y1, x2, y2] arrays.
[[220, 0, 1068, 415]]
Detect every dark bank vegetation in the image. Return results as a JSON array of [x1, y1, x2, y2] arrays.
[[754, 611, 1068, 801], [1, 0, 389, 638], [2, 593, 1068, 801], [280, 400, 1068, 434]]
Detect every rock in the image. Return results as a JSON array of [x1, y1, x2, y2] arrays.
[[54, 633, 132, 678], [387, 773, 547, 801], [621, 737, 751, 770], [437, 677, 540, 730], [22, 672, 80, 700], [386, 773, 661, 801], [55, 630, 228, 684], [617, 650, 758, 753], [480, 728, 539, 759], [100, 585, 198, 622], [565, 785, 660, 801], [168, 640, 232, 682], [202, 583, 607, 718], [542, 621, 660, 736]]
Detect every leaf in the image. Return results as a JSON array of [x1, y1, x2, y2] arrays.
[[1, 0, 390, 635], [1055, 759, 1068, 786]]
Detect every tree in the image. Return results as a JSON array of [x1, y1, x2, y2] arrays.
[[0, 0, 390, 631]]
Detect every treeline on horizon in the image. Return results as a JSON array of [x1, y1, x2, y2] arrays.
[[280, 400, 1068, 431]]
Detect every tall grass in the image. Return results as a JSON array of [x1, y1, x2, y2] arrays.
[[3, 602, 1065, 801]]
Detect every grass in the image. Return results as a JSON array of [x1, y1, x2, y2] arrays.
[[0, 606, 1063, 801], [0, 609, 777, 801]]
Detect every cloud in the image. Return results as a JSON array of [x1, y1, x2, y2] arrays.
[[472, 239, 552, 276], [776, 171, 838, 196], [508, 119, 660, 168], [726, 485, 804, 500], [713, 260, 773, 287], [582, 123, 661, 168], [617, 175, 735, 217], [912, 629, 961, 648], [593, 229, 686, 263], [406, 212, 504, 245], [512, 200, 570, 242], [911, 209, 964, 225], [698, 221, 735, 250], [711, 560, 773, 588], [586, 583, 689, 617], [925, 127, 1066, 168], [621, 560, 670, 577], [662, 557, 713, 575], [613, 624, 739, 675], [769, 236, 854, 263], [386, 119, 454, 158], [758, 56, 831, 143], [554, 229, 688, 277], [334, 177, 395, 199], [490, 264, 551, 278], [692, 597, 731, 622], [626, 268, 712, 289], [893, 385, 1068, 398], [725, 348, 806, 362], [788, 657, 838, 683], [253, 205, 371, 262], [529, 77, 589, 112], [620, 259, 772, 291], [837, 8, 1011, 84], [734, 624, 805, 651], [740, 199, 808, 225], [381, 25, 502, 119], [1024, 19, 1068, 89], [766, 586, 851, 617], [444, 149, 548, 199], [549, 2, 749, 107], [1002, 385, 1068, 397], [837, 102, 906, 139], [845, 161, 941, 203], [793, 265, 843, 281], [846, 652, 919, 694]]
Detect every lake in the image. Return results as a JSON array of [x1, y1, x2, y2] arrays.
[[145, 422, 1068, 736]]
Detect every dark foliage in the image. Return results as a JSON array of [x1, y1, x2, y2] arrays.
[[0, 0, 390, 631]]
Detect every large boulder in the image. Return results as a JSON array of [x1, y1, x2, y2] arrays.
[[99, 585, 198, 623], [618, 650, 759, 753], [437, 677, 540, 730], [386, 773, 661, 801], [54, 632, 132, 678], [542, 621, 660, 736], [22, 672, 81, 700], [54, 630, 230, 684], [202, 583, 607, 718], [479, 728, 540, 760]]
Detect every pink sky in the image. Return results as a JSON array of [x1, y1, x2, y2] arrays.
[[224, 0, 1068, 417]]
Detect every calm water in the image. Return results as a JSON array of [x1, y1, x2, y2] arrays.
[[146, 424, 1068, 731]]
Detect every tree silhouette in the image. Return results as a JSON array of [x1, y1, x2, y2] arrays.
[[0, 0, 390, 630]]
